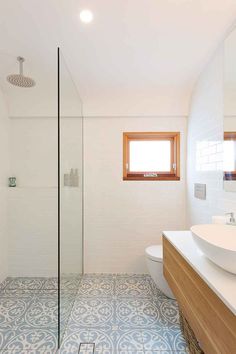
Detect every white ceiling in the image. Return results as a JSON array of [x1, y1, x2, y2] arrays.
[[0, 0, 236, 116]]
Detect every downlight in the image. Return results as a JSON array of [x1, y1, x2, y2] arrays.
[[79, 9, 94, 24]]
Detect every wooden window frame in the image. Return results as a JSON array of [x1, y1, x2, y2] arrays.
[[224, 132, 236, 181], [123, 132, 180, 181]]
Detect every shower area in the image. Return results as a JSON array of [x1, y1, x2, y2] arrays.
[[0, 48, 83, 350]]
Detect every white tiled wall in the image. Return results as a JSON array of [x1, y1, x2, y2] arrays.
[[0, 89, 9, 282], [84, 116, 187, 273], [5, 42, 236, 277], [187, 46, 236, 226], [195, 140, 223, 172], [8, 188, 58, 277], [8, 117, 83, 277]]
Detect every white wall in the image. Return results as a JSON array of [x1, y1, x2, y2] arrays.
[[0, 89, 9, 282], [8, 118, 57, 276], [84, 116, 187, 273], [224, 116, 236, 130], [8, 117, 83, 277], [8, 115, 186, 276], [187, 47, 236, 226]]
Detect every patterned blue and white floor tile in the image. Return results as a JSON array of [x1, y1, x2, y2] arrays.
[[0, 274, 189, 354], [60, 274, 189, 354], [0, 275, 79, 353]]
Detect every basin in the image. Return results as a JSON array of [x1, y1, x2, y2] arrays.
[[191, 224, 236, 275]]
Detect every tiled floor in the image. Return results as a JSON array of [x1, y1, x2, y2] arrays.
[[0, 274, 189, 354], [0, 275, 80, 353]]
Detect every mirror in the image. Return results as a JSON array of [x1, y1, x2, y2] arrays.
[[224, 28, 236, 192]]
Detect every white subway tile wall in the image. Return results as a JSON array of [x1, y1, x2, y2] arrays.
[[0, 89, 9, 283], [187, 46, 236, 226], [8, 118, 83, 277], [84, 116, 187, 273]]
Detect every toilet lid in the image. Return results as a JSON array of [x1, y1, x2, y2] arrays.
[[145, 245, 163, 262]]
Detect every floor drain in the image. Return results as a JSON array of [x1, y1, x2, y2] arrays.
[[78, 343, 95, 354]]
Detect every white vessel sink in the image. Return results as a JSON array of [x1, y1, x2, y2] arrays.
[[191, 224, 236, 275]]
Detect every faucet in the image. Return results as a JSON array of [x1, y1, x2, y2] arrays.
[[225, 212, 236, 226]]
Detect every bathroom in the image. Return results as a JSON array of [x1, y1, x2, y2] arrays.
[[0, 1, 236, 353]]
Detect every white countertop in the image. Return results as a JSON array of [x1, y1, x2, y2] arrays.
[[163, 231, 236, 315]]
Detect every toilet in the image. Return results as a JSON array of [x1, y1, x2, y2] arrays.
[[145, 244, 175, 299]]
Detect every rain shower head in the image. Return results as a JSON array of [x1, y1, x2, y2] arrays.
[[7, 56, 35, 88]]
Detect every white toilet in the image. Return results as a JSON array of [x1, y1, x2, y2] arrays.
[[145, 244, 175, 299]]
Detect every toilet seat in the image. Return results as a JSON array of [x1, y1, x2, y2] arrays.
[[145, 245, 163, 262]]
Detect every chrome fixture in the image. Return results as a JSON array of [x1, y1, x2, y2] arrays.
[[225, 212, 236, 225], [7, 56, 36, 88]]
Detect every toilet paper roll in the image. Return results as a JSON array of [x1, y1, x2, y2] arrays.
[[212, 215, 228, 224]]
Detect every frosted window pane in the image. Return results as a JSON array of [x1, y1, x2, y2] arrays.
[[129, 140, 171, 172], [224, 140, 235, 171]]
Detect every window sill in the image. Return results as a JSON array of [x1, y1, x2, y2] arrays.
[[123, 176, 180, 181]]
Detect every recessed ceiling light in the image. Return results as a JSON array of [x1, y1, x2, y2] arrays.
[[80, 9, 93, 24]]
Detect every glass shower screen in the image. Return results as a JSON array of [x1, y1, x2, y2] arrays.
[[58, 48, 83, 345]]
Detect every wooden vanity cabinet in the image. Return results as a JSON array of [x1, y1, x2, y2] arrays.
[[163, 236, 236, 354]]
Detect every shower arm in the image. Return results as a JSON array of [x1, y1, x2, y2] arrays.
[[17, 56, 25, 75]]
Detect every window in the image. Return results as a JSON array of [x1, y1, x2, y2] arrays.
[[224, 132, 236, 181], [123, 132, 180, 181]]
